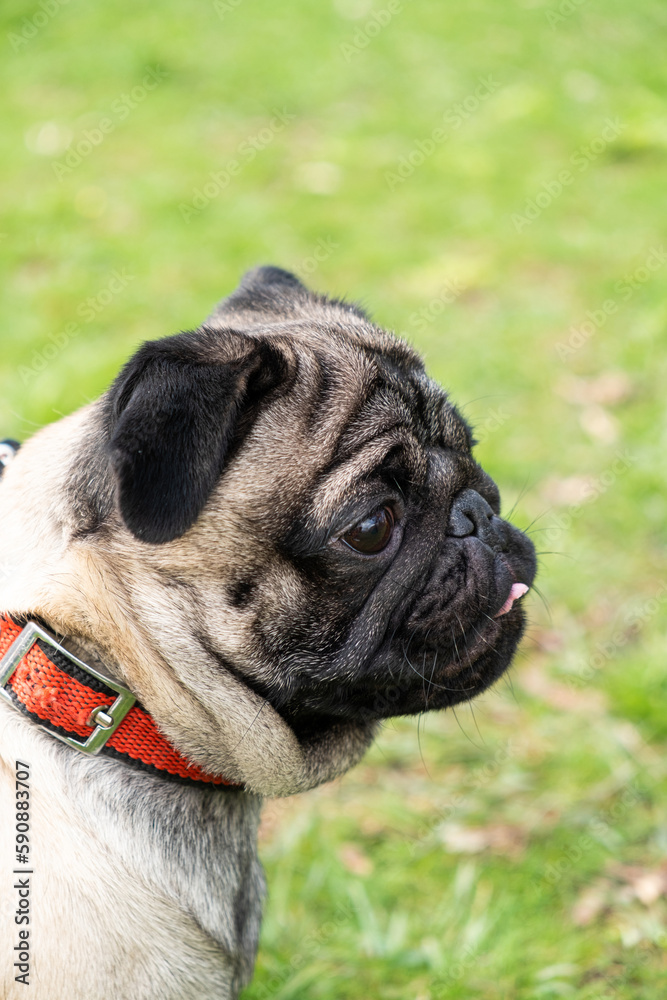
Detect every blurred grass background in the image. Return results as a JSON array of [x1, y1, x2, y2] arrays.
[[1, 0, 666, 996]]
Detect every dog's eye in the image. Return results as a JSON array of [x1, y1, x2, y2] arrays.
[[342, 506, 395, 554]]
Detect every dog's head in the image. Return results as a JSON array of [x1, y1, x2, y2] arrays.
[[99, 267, 536, 748]]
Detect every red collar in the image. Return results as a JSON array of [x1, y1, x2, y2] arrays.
[[0, 615, 239, 788]]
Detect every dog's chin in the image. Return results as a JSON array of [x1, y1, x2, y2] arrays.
[[279, 605, 527, 739]]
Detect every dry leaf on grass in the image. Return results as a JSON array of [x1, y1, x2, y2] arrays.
[[437, 821, 527, 856], [579, 404, 619, 444], [519, 664, 608, 713], [572, 883, 610, 926], [360, 815, 390, 836], [608, 862, 667, 905], [258, 797, 304, 843], [555, 372, 634, 408], [572, 862, 667, 926], [339, 843, 374, 876], [539, 474, 596, 507], [532, 628, 565, 654]]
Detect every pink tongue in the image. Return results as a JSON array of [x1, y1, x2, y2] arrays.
[[494, 583, 529, 618]]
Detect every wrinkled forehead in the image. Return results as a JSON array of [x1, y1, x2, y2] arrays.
[[207, 320, 473, 536], [304, 344, 472, 514], [203, 313, 469, 454], [287, 323, 471, 451], [276, 328, 470, 502]]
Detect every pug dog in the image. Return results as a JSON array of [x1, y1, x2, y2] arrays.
[[0, 267, 536, 999]]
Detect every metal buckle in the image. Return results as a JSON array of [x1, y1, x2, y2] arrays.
[[0, 621, 136, 755]]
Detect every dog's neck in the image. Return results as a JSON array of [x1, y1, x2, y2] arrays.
[[0, 404, 376, 797]]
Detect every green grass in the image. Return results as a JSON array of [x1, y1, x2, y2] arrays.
[[1, 0, 666, 996]]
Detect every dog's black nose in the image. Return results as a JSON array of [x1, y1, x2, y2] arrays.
[[447, 489, 501, 548]]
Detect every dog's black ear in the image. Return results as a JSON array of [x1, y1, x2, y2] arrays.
[[206, 265, 311, 328], [238, 265, 308, 295], [206, 265, 369, 329], [107, 329, 286, 544]]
